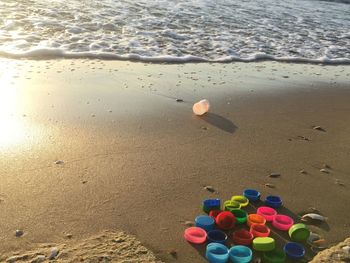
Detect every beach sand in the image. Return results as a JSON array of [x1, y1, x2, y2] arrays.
[[0, 58, 349, 262]]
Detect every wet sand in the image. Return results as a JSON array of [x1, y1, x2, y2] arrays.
[[0, 59, 349, 262]]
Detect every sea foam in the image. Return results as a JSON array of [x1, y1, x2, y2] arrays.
[[0, 0, 349, 64]]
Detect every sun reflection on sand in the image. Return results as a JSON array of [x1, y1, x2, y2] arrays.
[[0, 63, 26, 148]]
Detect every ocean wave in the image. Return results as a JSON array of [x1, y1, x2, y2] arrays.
[[1, 48, 350, 64], [0, 0, 349, 64]]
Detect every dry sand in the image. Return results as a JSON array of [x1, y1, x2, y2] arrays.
[[3, 230, 162, 262], [0, 58, 349, 262], [310, 237, 350, 262]]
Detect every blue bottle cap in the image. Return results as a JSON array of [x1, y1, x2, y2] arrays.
[[243, 189, 261, 201], [206, 243, 229, 263], [265, 195, 283, 208], [283, 242, 305, 259], [203, 199, 221, 208], [207, 230, 228, 244], [195, 215, 215, 232], [229, 245, 253, 263]]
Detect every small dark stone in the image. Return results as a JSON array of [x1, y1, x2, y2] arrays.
[[175, 99, 183, 102], [268, 173, 281, 178], [204, 186, 215, 193], [264, 183, 275, 188], [313, 126, 326, 132], [15, 230, 24, 237], [297, 135, 310, 141]]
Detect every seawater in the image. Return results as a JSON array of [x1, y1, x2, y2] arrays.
[[0, 0, 349, 63]]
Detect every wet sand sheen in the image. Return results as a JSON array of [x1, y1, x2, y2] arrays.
[[0, 59, 349, 262]]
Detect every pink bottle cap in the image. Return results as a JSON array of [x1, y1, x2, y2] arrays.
[[272, 215, 294, 231], [184, 227, 207, 244], [257, 206, 277, 222]]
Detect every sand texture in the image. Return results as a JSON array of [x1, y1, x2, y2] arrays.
[[0, 59, 349, 262], [310, 237, 350, 262], [2, 231, 162, 262]]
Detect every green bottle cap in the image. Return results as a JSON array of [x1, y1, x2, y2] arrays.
[[263, 249, 286, 263], [229, 209, 248, 224], [288, 223, 310, 242], [253, 237, 276, 251]]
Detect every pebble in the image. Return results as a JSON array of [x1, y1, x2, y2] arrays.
[[313, 126, 326, 132], [15, 229, 24, 237], [300, 170, 307, 174], [342, 245, 350, 254], [66, 233, 73, 239], [55, 160, 64, 165], [175, 99, 183, 102], [335, 179, 345, 186], [264, 183, 275, 188], [268, 173, 281, 178], [297, 135, 310, 141], [113, 237, 125, 243], [320, 169, 329, 173], [48, 247, 59, 260], [323, 163, 331, 169], [204, 186, 215, 193]]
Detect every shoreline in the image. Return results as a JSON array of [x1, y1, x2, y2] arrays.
[[0, 58, 349, 262], [1, 52, 350, 65]]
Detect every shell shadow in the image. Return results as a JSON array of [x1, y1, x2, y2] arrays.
[[200, 113, 237, 134]]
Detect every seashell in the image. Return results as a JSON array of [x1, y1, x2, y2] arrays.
[[301, 213, 327, 222], [312, 239, 326, 245], [320, 168, 329, 173], [308, 232, 322, 245], [49, 247, 59, 260], [313, 126, 326, 132]]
